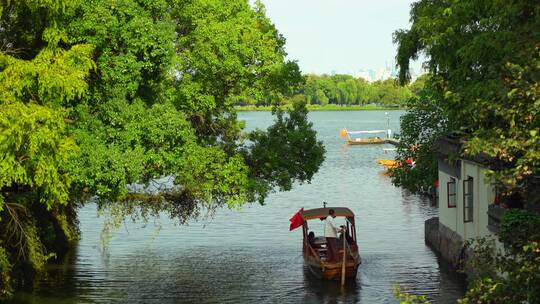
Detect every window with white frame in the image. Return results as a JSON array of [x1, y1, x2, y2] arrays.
[[463, 176, 474, 222], [447, 177, 457, 208]]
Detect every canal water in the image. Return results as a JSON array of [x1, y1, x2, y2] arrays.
[[12, 111, 466, 303]]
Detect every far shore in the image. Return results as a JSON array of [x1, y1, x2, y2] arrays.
[[235, 104, 405, 112]]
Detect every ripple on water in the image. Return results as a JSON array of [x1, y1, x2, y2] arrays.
[[11, 111, 466, 304]]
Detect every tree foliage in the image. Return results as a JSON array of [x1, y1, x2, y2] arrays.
[[238, 73, 417, 107], [460, 241, 540, 304], [394, 0, 540, 301], [0, 242, 11, 298], [394, 286, 430, 304], [302, 74, 415, 107], [394, 0, 540, 202], [0, 0, 94, 297], [459, 212, 540, 303], [244, 101, 325, 202], [390, 78, 451, 194], [174, 0, 302, 112], [61, 0, 322, 212], [0, 0, 325, 297], [499, 209, 540, 253]]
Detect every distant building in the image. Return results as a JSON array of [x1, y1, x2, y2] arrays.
[[357, 67, 392, 82], [355, 62, 411, 82], [375, 68, 391, 81], [357, 69, 374, 82], [331, 60, 420, 82]]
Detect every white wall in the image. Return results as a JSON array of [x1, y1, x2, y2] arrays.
[[439, 170, 458, 232], [438, 160, 495, 241]]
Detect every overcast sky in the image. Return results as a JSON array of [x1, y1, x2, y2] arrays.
[[259, 0, 423, 75]]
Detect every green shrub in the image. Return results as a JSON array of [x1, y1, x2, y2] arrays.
[[500, 209, 540, 252], [393, 286, 430, 304]]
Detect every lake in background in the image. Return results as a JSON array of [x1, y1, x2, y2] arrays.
[[12, 111, 466, 304]]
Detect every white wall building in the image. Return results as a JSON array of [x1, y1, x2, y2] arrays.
[[438, 158, 496, 241], [425, 137, 503, 266]]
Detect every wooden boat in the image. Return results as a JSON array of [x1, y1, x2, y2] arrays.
[[347, 137, 387, 145], [300, 207, 361, 281], [340, 128, 390, 145], [377, 159, 400, 169]]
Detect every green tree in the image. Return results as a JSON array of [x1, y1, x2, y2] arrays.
[[354, 78, 370, 105], [390, 80, 451, 194], [459, 211, 540, 303], [63, 0, 320, 211], [302, 74, 320, 104], [0, 0, 325, 298], [291, 74, 412, 107], [336, 82, 348, 106], [394, 0, 540, 302], [370, 79, 413, 107], [394, 0, 540, 203], [315, 89, 329, 105], [244, 101, 325, 202], [0, 0, 94, 297], [318, 75, 338, 104], [409, 74, 428, 95]]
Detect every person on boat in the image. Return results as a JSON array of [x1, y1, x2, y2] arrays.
[[308, 231, 315, 244], [324, 209, 341, 262], [338, 223, 353, 248]]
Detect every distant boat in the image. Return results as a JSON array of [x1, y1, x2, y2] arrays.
[[340, 128, 390, 145], [377, 159, 400, 169], [299, 207, 361, 282]]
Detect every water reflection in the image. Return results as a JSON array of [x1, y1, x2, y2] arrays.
[[302, 267, 361, 304], [11, 111, 466, 303]]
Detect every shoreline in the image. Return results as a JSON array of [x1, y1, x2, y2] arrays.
[[235, 105, 405, 112]]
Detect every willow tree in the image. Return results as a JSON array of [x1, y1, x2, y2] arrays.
[[1, 0, 324, 297]]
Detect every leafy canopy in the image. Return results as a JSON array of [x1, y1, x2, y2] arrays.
[[390, 77, 451, 194], [394, 0, 540, 302], [0, 1, 94, 213], [0, 0, 94, 297], [283, 74, 414, 107], [0, 0, 325, 297], [460, 211, 540, 303], [394, 0, 540, 201], [62, 0, 323, 219]]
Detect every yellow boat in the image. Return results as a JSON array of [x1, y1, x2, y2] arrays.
[[348, 138, 387, 145], [377, 159, 400, 169]]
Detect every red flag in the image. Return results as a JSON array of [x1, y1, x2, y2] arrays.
[[289, 208, 304, 231]]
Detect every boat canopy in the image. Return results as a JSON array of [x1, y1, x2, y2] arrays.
[[302, 207, 354, 220], [346, 130, 387, 135]]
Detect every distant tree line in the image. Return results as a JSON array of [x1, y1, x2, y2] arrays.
[[236, 74, 425, 107]]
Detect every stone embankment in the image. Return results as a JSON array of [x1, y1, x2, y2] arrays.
[[424, 217, 465, 267]]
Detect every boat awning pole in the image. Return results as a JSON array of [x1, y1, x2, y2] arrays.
[[341, 228, 347, 287]]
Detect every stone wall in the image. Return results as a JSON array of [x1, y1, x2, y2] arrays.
[[425, 216, 439, 248], [425, 216, 464, 267]]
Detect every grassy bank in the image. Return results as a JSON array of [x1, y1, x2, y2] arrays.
[[235, 104, 404, 112]]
